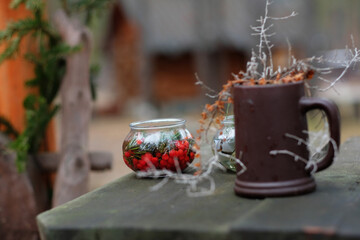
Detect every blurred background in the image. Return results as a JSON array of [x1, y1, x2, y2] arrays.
[[2, 0, 360, 190]]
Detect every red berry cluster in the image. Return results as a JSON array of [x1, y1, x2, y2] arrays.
[[123, 139, 196, 172]]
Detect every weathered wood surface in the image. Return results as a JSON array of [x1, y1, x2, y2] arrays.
[[52, 10, 92, 207], [38, 137, 360, 240]]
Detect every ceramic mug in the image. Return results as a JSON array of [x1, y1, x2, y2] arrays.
[[233, 81, 340, 198]]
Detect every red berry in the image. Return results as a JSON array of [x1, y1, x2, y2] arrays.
[[168, 158, 174, 165], [137, 163, 142, 170], [151, 157, 159, 168], [185, 156, 190, 162], [124, 151, 131, 158], [177, 149, 184, 156], [124, 158, 130, 167], [184, 140, 189, 148], [160, 160, 167, 168], [156, 152, 162, 158], [141, 153, 152, 163], [190, 152, 195, 160], [137, 159, 149, 171], [136, 139, 143, 145], [169, 150, 176, 158], [162, 153, 169, 161]]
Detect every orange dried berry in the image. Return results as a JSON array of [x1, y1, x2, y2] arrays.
[[276, 73, 281, 81], [217, 115, 225, 123], [196, 129, 204, 134], [258, 78, 266, 85], [205, 104, 214, 112], [194, 162, 201, 167], [198, 119, 205, 125], [294, 73, 304, 81], [282, 76, 292, 84], [306, 70, 315, 80], [223, 82, 232, 91], [233, 79, 244, 85], [201, 111, 207, 120], [227, 97, 234, 104], [215, 100, 225, 109], [194, 170, 202, 176], [193, 144, 200, 150], [195, 153, 201, 158]]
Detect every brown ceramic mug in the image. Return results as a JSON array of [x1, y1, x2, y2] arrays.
[[233, 81, 340, 198]]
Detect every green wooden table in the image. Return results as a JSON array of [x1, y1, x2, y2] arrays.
[[37, 137, 360, 240]]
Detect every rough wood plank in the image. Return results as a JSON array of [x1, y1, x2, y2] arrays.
[[36, 152, 113, 172], [38, 171, 255, 240], [37, 137, 360, 240]]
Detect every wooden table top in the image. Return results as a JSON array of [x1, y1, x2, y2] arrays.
[[37, 137, 360, 240]]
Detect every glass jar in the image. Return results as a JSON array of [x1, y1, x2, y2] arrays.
[[123, 118, 196, 172], [213, 115, 236, 172]]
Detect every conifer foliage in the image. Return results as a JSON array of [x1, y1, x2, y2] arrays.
[[0, 0, 111, 171]]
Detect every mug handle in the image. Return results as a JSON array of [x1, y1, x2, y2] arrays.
[[299, 97, 341, 172]]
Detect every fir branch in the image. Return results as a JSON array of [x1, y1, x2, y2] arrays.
[[0, 37, 21, 63], [0, 0, 80, 171], [0, 18, 39, 41], [10, 95, 60, 168], [10, 0, 44, 11], [9, 0, 26, 9]]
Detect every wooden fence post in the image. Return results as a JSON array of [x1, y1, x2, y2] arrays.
[[52, 10, 92, 207]]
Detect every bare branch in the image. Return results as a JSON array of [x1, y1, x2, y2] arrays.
[[269, 11, 298, 20], [195, 73, 219, 98], [319, 49, 360, 92], [270, 149, 317, 174]]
